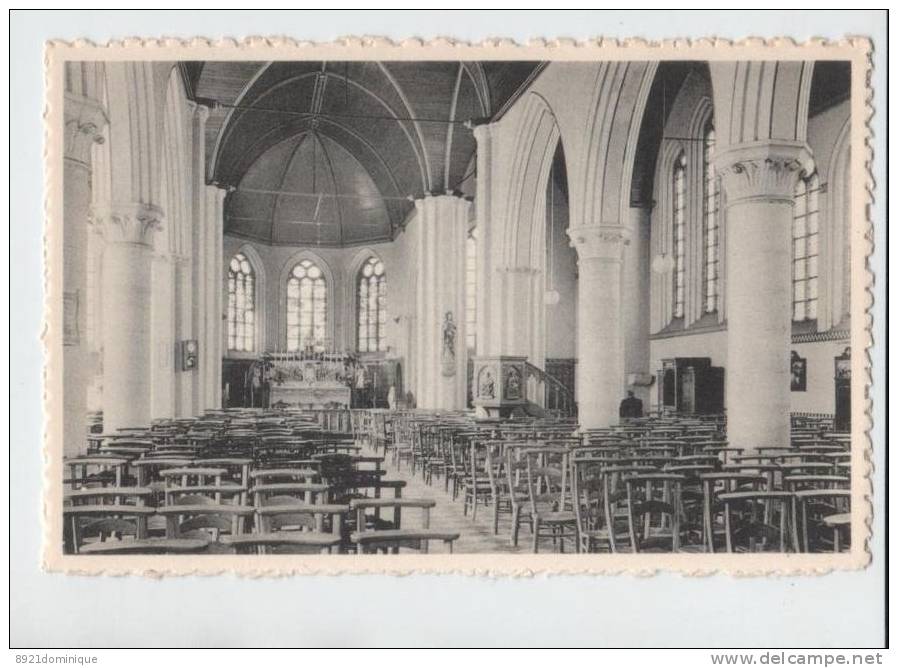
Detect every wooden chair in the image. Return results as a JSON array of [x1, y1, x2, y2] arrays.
[[390, 415, 415, 471], [700, 472, 767, 552], [97, 438, 154, 459], [251, 482, 331, 507], [570, 457, 634, 553], [482, 440, 525, 537], [78, 537, 211, 554], [156, 502, 255, 542], [501, 443, 539, 548], [460, 436, 494, 521], [718, 490, 796, 552], [522, 446, 578, 553], [247, 501, 349, 554], [63, 504, 156, 554], [823, 513, 851, 553], [64, 456, 132, 489], [791, 489, 851, 552], [220, 532, 343, 555], [624, 473, 686, 552], [350, 498, 460, 554], [160, 467, 246, 506]]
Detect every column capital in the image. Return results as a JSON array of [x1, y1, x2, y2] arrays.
[[91, 202, 164, 246], [469, 120, 494, 145], [187, 99, 211, 123], [413, 192, 472, 215], [64, 92, 107, 164], [205, 183, 229, 204], [714, 140, 814, 205], [567, 224, 630, 262]]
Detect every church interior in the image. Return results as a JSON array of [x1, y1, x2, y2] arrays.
[[61, 58, 853, 555]]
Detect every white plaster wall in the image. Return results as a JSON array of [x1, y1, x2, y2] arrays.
[[790, 338, 851, 416]]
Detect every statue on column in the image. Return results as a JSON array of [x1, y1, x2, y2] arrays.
[[441, 311, 457, 376]]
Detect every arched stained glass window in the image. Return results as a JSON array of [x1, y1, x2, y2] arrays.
[[672, 152, 687, 319], [227, 253, 255, 352], [702, 122, 720, 313], [358, 257, 387, 352], [792, 173, 820, 322], [286, 259, 327, 351]]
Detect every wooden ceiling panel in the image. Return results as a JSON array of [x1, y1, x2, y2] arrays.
[[192, 59, 543, 245]]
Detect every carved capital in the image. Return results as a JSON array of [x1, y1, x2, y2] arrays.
[[471, 121, 493, 146], [715, 141, 813, 204], [567, 224, 630, 262], [64, 92, 107, 164], [91, 202, 164, 246], [413, 193, 471, 223], [192, 101, 211, 123]]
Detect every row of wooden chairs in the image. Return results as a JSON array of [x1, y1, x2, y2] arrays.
[[352, 409, 851, 554], [65, 409, 462, 555]]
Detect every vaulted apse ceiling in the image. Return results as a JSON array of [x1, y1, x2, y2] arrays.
[[185, 61, 544, 246]]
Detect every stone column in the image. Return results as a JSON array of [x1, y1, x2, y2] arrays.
[[623, 203, 653, 405], [472, 123, 493, 356], [495, 266, 542, 362], [716, 141, 810, 453], [189, 103, 209, 413], [412, 194, 471, 409], [173, 254, 195, 417], [63, 93, 106, 456], [93, 202, 163, 432], [568, 224, 629, 429], [150, 251, 176, 420], [204, 185, 226, 410]]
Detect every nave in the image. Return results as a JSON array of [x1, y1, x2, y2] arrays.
[[63, 408, 850, 556], [59, 57, 857, 559]]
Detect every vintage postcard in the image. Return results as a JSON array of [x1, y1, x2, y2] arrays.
[[43, 36, 873, 575]]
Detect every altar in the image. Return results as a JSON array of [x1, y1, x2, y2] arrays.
[[264, 352, 352, 409]]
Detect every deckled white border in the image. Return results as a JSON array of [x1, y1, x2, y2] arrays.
[[42, 35, 874, 576]]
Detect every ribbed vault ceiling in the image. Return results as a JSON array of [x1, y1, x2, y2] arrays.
[[186, 61, 543, 246]]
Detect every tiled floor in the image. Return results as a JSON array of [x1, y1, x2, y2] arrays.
[[367, 445, 530, 554]]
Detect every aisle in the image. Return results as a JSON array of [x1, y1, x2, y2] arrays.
[[368, 446, 529, 555]]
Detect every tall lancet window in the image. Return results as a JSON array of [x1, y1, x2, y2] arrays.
[[286, 259, 327, 351], [358, 257, 387, 352], [227, 253, 255, 352], [702, 122, 720, 313], [792, 173, 820, 322], [672, 152, 687, 318], [465, 231, 477, 351]]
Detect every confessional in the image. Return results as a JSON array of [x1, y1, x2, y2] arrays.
[[834, 347, 851, 432], [657, 357, 724, 414]]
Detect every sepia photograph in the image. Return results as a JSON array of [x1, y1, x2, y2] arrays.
[[49, 44, 868, 565], [10, 7, 886, 653]]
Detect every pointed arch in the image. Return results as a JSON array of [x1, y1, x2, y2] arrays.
[[350, 250, 388, 353], [826, 116, 852, 329], [227, 246, 263, 353], [159, 66, 193, 256], [709, 61, 815, 148], [502, 92, 562, 268], [650, 138, 688, 331], [103, 61, 170, 210], [278, 249, 334, 351]]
